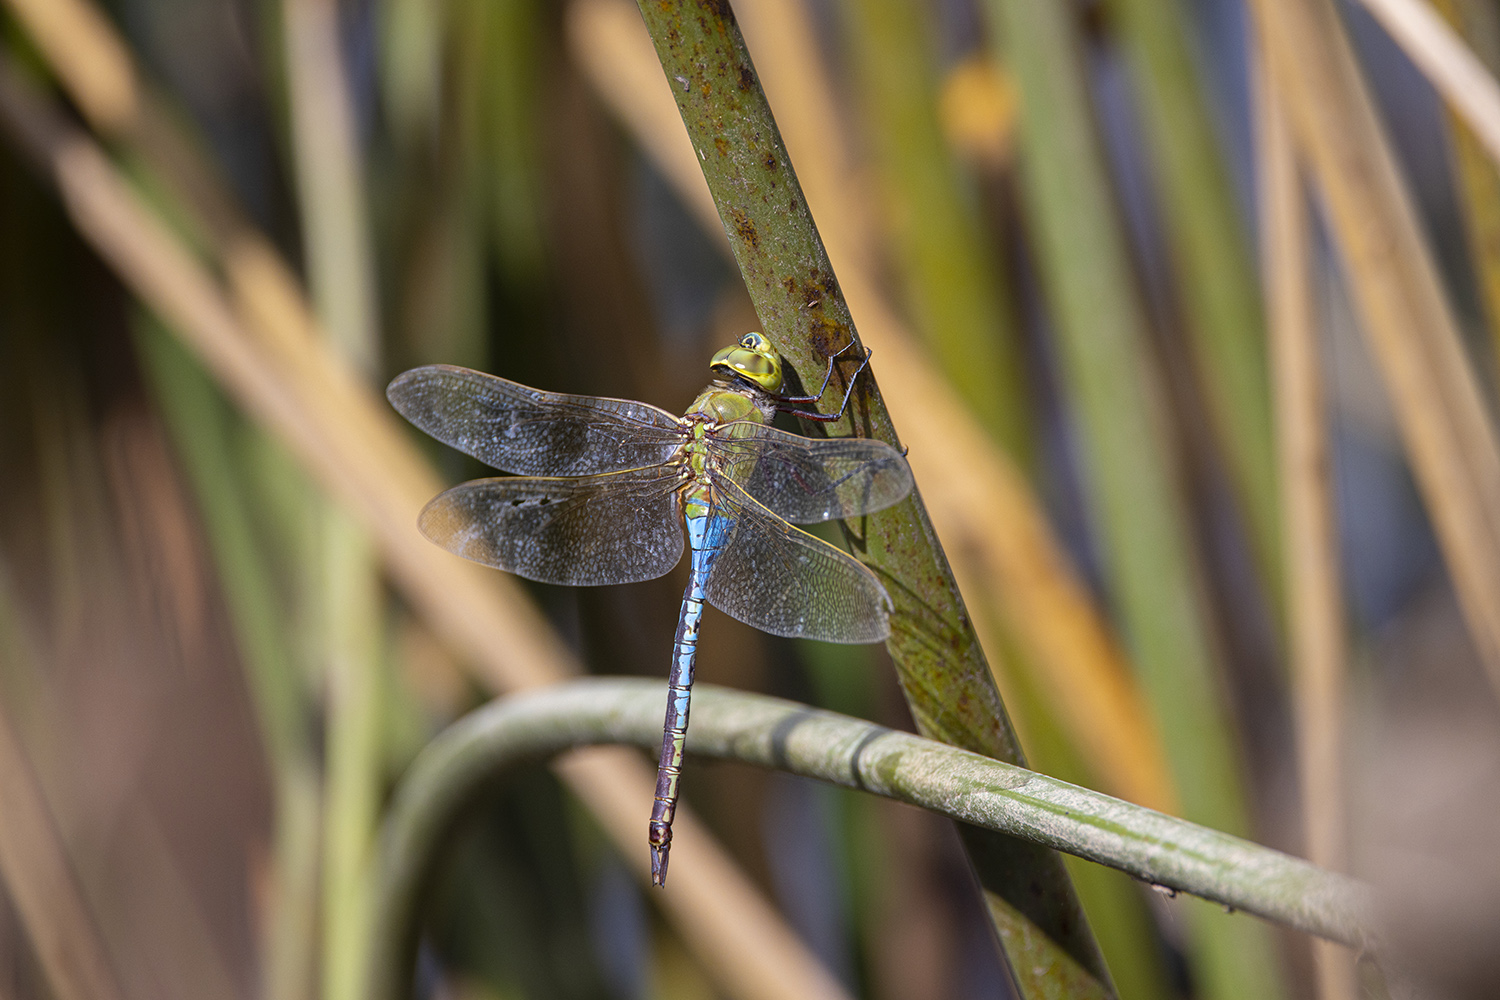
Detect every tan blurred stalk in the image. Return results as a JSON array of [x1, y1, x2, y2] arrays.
[[1, 0, 135, 131], [279, 1, 385, 999], [1250, 0, 1500, 702], [1430, 0, 1500, 389], [282, 0, 381, 375], [840, 0, 1032, 463], [1354, 0, 1500, 169], [0, 693, 124, 1000], [567, 0, 1175, 814], [0, 52, 852, 1000], [1256, 70, 1358, 1000]]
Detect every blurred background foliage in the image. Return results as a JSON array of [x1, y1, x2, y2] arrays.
[[0, 0, 1498, 997]]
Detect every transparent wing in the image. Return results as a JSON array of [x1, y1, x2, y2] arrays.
[[388, 365, 685, 475], [706, 423, 913, 524], [702, 479, 892, 643], [419, 466, 684, 586]]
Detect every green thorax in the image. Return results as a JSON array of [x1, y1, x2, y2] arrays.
[[680, 382, 768, 521], [684, 382, 765, 426], [680, 332, 784, 518]]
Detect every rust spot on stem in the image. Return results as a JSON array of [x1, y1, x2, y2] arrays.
[[728, 208, 759, 249]]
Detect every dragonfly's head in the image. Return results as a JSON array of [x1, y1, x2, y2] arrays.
[[710, 331, 783, 393]]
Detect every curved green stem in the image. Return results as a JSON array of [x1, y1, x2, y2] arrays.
[[366, 679, 1378, 1000]]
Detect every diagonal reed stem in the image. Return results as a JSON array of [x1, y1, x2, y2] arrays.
[[567, 0, 1174, 818], [631, 1, 1115, 995]]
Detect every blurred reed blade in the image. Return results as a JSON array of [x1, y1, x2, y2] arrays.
[[137, 313, 323, 1000], [1249, 0, 1500, 701], [630, 1, 1117, 995], [135, 321, 309, 776], [981, 2, 1285, 997], [1354, 0, 1500, 167], [1256, 62, 1359, 1000], [839, 0, 1032, 466], [282, 0, 381, 374], [568, 0, 1175, 817], [0, 612, 125, 1000], [0, 55, 852, 1000], [1427, 0, 1500, 387], [379, 0, 443, 154], [279, 1, 386, 997], [1107, 0, 1282, 605], [1, 0, 135, 131], [462, 0, 548, 291]]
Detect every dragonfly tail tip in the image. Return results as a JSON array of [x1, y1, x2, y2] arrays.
[[650, 846, 670, 887]]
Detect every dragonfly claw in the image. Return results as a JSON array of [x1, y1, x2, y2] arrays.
[[650, 844, 671, 887]]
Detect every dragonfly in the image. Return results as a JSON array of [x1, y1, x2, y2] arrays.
[[387, 332, 913, 885]]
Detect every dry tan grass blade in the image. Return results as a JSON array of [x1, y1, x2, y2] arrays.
[[1256, 65, 1359, 1000], [0, 697, 125, 1000], [1250, 0, 1500, 701], [1355, 0, 1500, 170], [3, 0, 135, 131]]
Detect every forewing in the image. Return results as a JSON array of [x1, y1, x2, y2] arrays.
[[388, 365, 684, 475], [419, 467, 684, 586], [708, 423, 913, 524], [702, 480, 892, 643]]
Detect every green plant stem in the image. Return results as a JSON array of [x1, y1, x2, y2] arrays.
[[841, 0, 1031, 465], [317, 516, 383, 1000], [1432, 0, 1500, 389], [366, 679, 1377, 1000], [632, 1, 1111, 994], [136, 319, 307, 775], [281, 0, 386, 996], [1107, 0, 1282, 606], [981, 2, 1283, 996], [135, 319, 321, 1000]]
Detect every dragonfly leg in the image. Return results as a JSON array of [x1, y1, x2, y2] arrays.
[[772, 339, 861, 402], [774, 343, 872, 422]]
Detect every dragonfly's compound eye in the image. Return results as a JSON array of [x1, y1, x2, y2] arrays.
[[710, 334, 783, 393]]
